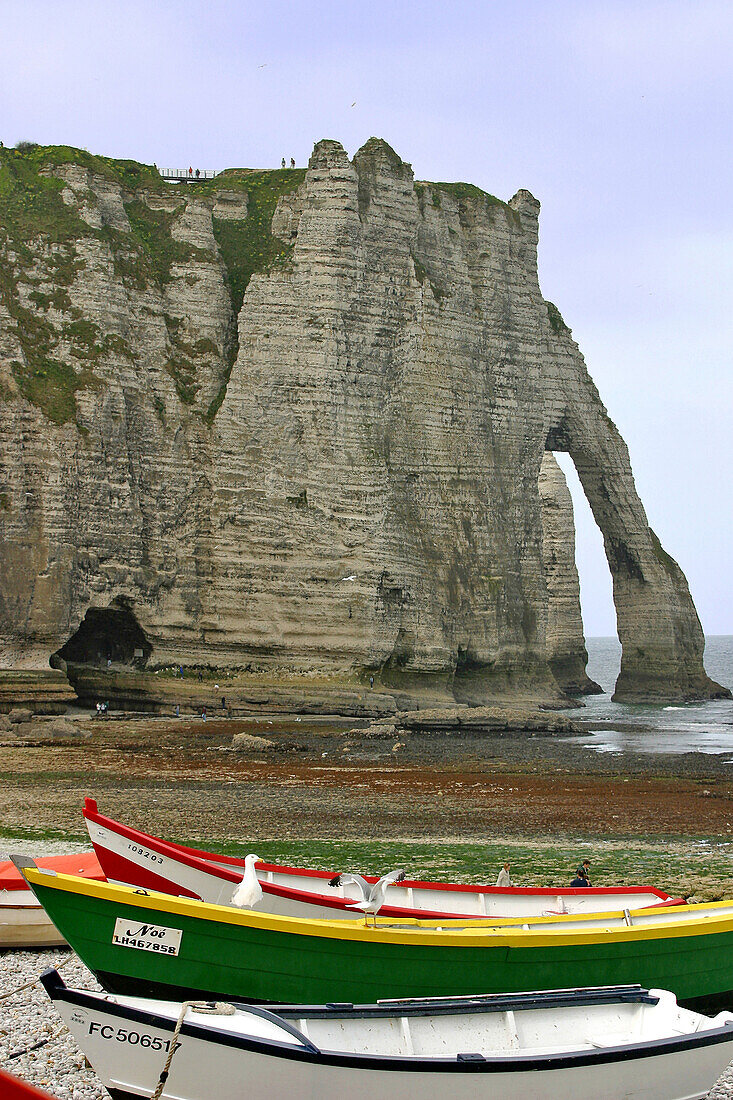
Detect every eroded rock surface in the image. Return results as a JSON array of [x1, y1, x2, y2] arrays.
[[0, 140, 726, 705]]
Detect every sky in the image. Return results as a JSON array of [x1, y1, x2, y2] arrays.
[[3, 0, 731, 636]]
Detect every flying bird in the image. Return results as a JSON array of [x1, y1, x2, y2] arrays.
[[351, 101, 357, 107], [231, 853, 263, 908], [341, 574, 357, 581], [329, 868, 406, 925]]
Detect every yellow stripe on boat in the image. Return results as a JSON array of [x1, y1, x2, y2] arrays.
[[22, 868, 733, 949]]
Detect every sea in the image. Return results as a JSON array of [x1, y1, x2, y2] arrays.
[[566, 636, 733, 756]]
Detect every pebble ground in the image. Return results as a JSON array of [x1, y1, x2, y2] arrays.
[[3, 839, 733, 1098], [1, 840, 106, 1097]]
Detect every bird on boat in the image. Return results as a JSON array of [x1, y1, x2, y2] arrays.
[[231, 854, 263, 908], [328, 868, 406, 926]]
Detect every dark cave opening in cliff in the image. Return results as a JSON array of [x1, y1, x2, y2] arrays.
[[51, 605, 152, 669]]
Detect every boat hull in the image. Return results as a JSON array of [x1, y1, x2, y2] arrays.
[[84, 799, 680, 919], [0, 850, 102, 947], [21, 868, 733, 1009], [67, 1045, 733, 1100], [0, 1068, 60, 1100], [0, 891, 67, 948], [0, 851, 101, 891], [43, 973, 733, 1100]]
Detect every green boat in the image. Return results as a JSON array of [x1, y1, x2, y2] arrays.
[[18, 860, 733, 1011]]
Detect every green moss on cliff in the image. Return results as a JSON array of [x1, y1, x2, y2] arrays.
[[123, 200, 213, 286], [63, 318, 99, 348], [11, 357, 84, 424], [29, 287, 71, 312], [433, 181, 519, 225], [546, 301, 571, 336], [0, 148, 98, 423], [1, 152, 355, 429], [0, 147, 90, 244], [649, 528, 680, 577], [205, 379, 230, 423], [4, 297, 92, 424], [5, 294, 100, 424], [162, 314, 220, 405], [13, 143, 164, 194], [211, 169, 305, 316], [206, 169, 305, 422], [411, 254, 448, 301]]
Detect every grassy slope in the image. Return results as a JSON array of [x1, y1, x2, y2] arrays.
[[0, 145, 304, 424], [0, 826, 729, 900]]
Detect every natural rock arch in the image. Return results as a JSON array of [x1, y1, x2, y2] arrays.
[[538, 452, 601, 695], [543, 332, 727, 702]]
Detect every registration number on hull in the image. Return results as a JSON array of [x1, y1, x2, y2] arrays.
[[112, 917, 182, 955], [89, 1021, 178, 1052]]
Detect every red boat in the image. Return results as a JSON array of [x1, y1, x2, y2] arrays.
[[84, 798, 683, 921], [0, 1068, 61, 1099], [0, 851, 101, 892], [0, 850, 102, 947]]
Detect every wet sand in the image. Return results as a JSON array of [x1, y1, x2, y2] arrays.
[[2, 713, 733, 844]]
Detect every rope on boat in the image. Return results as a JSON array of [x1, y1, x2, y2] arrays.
[[149, 1000, 236, 1100], [0, 950, 76, 1003]]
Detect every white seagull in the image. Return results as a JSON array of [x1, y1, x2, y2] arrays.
[[329, 868, 406, 926], [231, 854, 263, 908]]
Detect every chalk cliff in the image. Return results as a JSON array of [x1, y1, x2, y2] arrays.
[[0, 139, 726, 705]]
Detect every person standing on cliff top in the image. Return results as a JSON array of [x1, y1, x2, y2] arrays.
[[496, 862, 512, 887], [281, 157, 286, 168], [290, 157, 295, 168]]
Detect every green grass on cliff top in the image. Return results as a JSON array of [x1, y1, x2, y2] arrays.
[[1, 142, 528, 425], [7, 142, 165, 193], [0, 145, 90, 245], [1, 145, 308, 424]]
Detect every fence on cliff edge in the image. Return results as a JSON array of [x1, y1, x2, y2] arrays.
[[159, 168, 220, 182]]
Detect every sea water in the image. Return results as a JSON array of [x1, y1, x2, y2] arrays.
[[566, 636, 733, 756]]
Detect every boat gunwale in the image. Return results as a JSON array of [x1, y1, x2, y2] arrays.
[[43, 971, 733, 1074], [20, 866, 733, 949]]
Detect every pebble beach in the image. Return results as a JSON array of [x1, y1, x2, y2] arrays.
[[2, 840, 104, 1098]]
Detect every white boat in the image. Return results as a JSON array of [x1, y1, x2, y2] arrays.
[[83, 798, 684, 920], [0, 890, 67, 948], [0, 851, 102, 947], [42, 969, 733, 1100]]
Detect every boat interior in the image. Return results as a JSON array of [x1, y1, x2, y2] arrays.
[[91, 986, 732, 1059]]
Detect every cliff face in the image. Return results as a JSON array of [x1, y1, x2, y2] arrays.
[[0, 139, 726, 704]]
